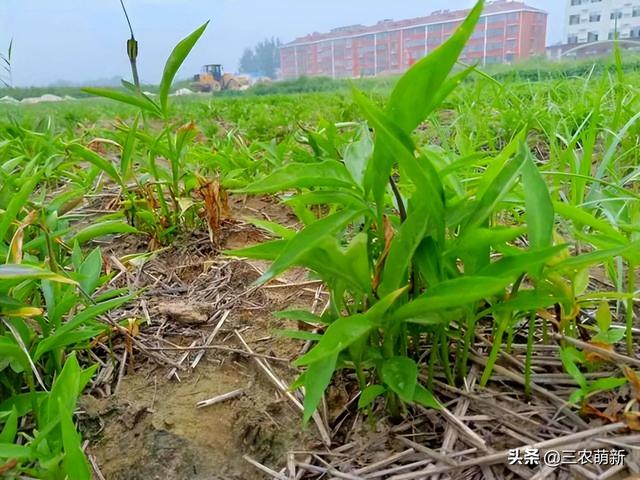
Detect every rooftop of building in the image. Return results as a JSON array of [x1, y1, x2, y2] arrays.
[[283, 1, 547, 47]]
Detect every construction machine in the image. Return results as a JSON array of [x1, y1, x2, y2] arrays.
[[192, 64, 249, 92]]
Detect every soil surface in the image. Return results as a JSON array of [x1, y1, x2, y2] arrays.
[[81, 196, 320, 479]]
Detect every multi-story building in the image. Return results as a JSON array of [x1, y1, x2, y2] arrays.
[[565, 0, 640, 44], [279, 1, 548, 80]]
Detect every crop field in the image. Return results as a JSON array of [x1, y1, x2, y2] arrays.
[[1, 2, 640, 479]]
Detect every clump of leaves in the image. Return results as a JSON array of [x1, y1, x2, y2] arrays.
[[230, 0, 542, 420], [77, 21, 221, 244]]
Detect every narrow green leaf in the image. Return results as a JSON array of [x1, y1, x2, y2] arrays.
[[294, 314, 374, 366], [560, 347, 587, 389], [244, 218, 296, 240], [342, 125, 373, 188], [81, 87, 160, 114], [521, 147, 554, 251], [0, 172, 41, 243], [66, 220, 139, 245], [159, 21, 210, 113], [464, 152, 526, 231], [595, 302, 612, 332], [34, 295, 134, 360], [0, 443, 32, 459], [551, 241, 640, 272], [302, 354, 337, 424], [273, 310, 327, 325], [0, 407, 18, 443], [554, 202, 626, 243], [387, 0, 484, 133], [59, 398, 91, 479], [256, 209, 364, 285], [274, 329, 322, 342], [478, 245, 567, 279], [237, 160, 357, 194], [0, 265, 77, 285], [121, 115, 139, 182], [393, 276, 509, 322], [587, 377, 627, 393], [225, 239, 288, 261], [379, 202, 430, 297], [67, 144, 122, 186]]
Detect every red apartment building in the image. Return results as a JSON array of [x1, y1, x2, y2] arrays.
[[279, 1, 547, 79]]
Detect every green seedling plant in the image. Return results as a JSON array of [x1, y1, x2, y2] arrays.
[[77, 22, 230, 244], [228, 0, 602, 422], [0, 115, 134, 477]]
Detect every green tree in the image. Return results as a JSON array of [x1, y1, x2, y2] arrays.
[[239, 47, 257, 75], [239, 37, 281, 78]]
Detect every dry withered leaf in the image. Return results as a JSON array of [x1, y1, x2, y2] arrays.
[[624, 411, 640, 431], [8, 210, 37, 264], [624, 367, 640, 402], [195, 175, 230, 246], [372, 215, 395, 293], [177, 120, 197, 135], [582, 404, 618, 423], [0, 459, 17, 475], [585, 341, 614, 363]]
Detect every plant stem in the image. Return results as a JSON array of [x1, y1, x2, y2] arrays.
[[627, 261, 636, 354], [389, 176, 407, 223], [525, 312, 535, 399], [119, 0, 140, 89]]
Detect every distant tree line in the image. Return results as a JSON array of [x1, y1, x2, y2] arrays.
[[239, 38, 281, 79]]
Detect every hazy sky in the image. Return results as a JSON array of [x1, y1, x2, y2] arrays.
[[0, 0, 565, 87]]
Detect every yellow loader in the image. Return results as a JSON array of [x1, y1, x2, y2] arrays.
[[192, 64, 249, 92]]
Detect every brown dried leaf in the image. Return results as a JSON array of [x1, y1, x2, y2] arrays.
[[177, 120, 197, 134], [585, 341, 614, 363], [0, 459, 17, 475], [196, 176, 229, 245], [582, 404, 618, 423], [624, 367, 640, 403], [372, 215, 395, 293], [623, 411, 640, 431], [8, 210, 37, 264]]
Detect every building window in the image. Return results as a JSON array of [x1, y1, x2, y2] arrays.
[[610, 11, 622, 20], [505, 53, 515, 63], [570, 0, 582, 5], [569, 15, 580, 25], [608, 31, 617, 40], [568, 35, 579, 43], [506, 13, 520, 22], [633, 8, 640, 17], [587, 32, 599, 42], [591, 0, 602, 2], [507, 25, 519, 36], [631, 28, 640, 38], [505, 39, 517, 50], [589, 13, 601, 22], [471, 28, 484, 40]]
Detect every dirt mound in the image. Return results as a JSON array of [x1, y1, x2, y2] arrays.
[[83, 197, 319, 479], [84, 358, 311, 479]]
